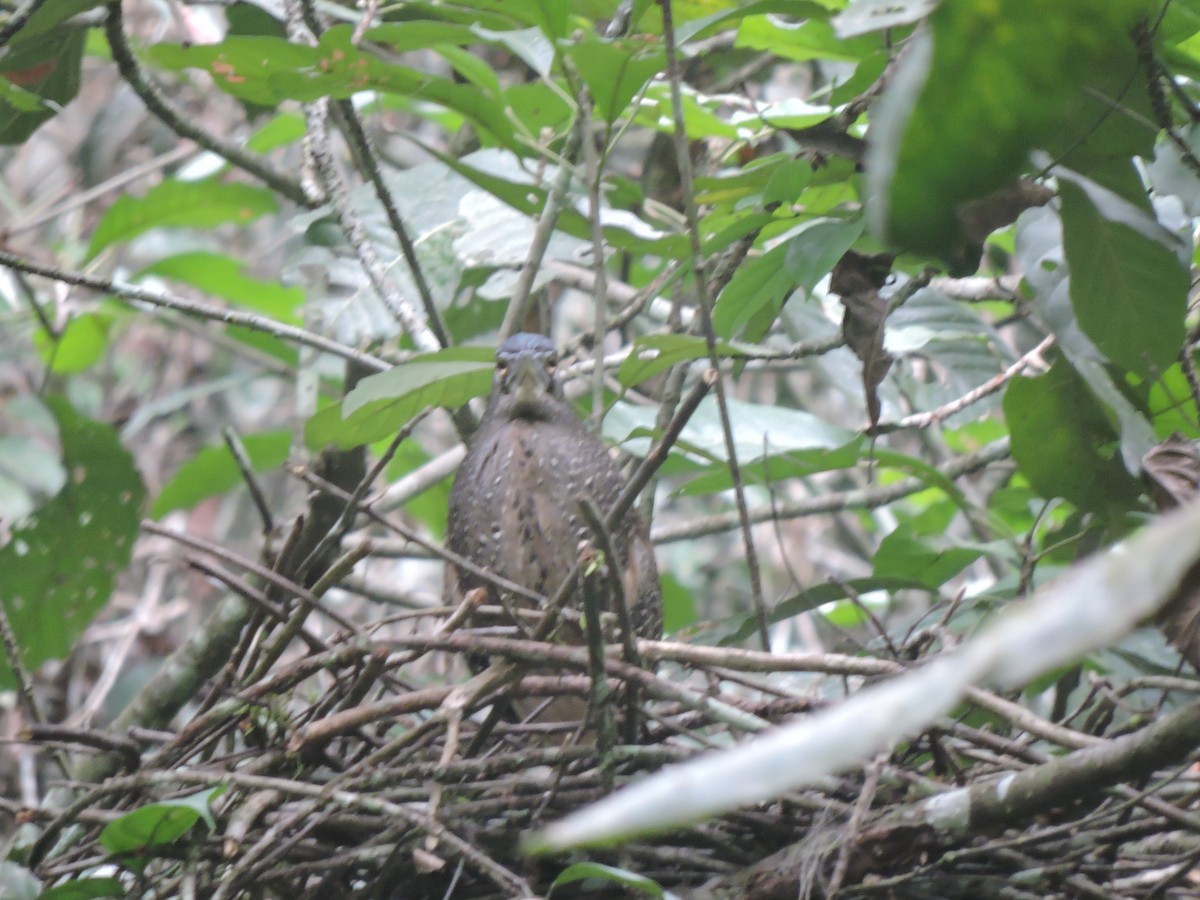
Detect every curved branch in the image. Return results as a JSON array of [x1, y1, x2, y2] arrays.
[[104, 1, 309, 207]]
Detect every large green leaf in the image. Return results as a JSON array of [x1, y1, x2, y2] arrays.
[[866, 0, 1151, 264], [0, 398, 146, 689], [86, 180, 277, 261], [1003, 360, 1143, 516], [872, 526, 983, 591], [1015, 205, 1158, 472], [306, 348, 495, 449], [1058, 176, 1189, 378], [551, 861, 667, 898], [100, 787, 224, 855], [34, 311, 113, 374], [146, 27, 520, 149], [737, 14, 879, 63]]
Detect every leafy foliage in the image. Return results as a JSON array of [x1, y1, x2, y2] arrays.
[[3, 0, 1200, 895], [0, 398, 145, 690]]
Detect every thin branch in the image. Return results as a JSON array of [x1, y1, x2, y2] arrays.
[[880, 334, 1055, 433], [300, 95, 440, 350], [333, 99, 451, 347], [0, 0, 52, 51], [661, 0, 769, 651], [652, 438, 1011, 542], [0, 598, 43, 724], [103, 2, 309, 206], [0, 249, 389, 371], [222, 427, 274, 534], [499, 118, 582, 340]]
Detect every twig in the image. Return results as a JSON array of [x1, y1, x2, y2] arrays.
[[499, 118, 582, 339], [335, 99, 451, 347], [0, 598, 43, 724], [880, 334, 1055, 432], [3, 144, 195, 239], [22, 724, 141, 772], [652, 438, 1011, 542], [222, 427, 274, 534], [579, 551, 616, 781], [103, 2, 308, 206], [660, 0, 769, 652], [143, 521, 361, 633], [0, 249, 389, 371], [0, 0, 51, 50], [294, 409, 429, 583], [827, 752, 884, 898], [299, 94, 440, 350]]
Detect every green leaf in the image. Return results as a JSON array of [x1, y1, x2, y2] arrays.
[[0, 25, 86, 145], [866, 0, 1151, 263], [100, 787, 225, 855], [737, 14, 879, 64], [146, 27, 521, 149], [34, 312, 112, 374], [1058, 177, 1189, 378], [618, 334, 754, 386], [660, 573, 696, 634], [138, 252, 304, 322], [86, 179, 277, 261], [151, 431, 292, 518], [872, 527, 982, 590], [1015, 205, 1159, 472], [551, 861, 669, 898], [834, 0, 937, 37], [564, 35, 665, 123], [306, 348, 495, 449], [713, 217, 861, 340], [1003, 359, 1143, 516], [0, 398, 146, 690], [36, 878, 124, 899], [246, 111, 307, 153]]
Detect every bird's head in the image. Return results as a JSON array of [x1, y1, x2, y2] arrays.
[[491, 332, 563, 420]]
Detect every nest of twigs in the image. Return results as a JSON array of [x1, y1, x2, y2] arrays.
[[17, 588, 1200, 900]]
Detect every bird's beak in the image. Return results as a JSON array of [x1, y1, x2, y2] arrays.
[[512, 353, 550, 408]]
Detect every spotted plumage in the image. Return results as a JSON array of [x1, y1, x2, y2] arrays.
[[444, 333, 662, 728]]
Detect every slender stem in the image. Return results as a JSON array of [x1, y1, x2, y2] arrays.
[[0, 249, 388, 372], [660, 0, 770, 651], [499, 119, 582, 340], [103, 2, 308, 206], [335, 100, 451, 347]]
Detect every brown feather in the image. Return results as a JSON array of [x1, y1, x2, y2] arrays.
[[444, 334, 662, 735]]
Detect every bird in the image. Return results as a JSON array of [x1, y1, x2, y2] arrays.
[[444, 332, 662, 734]]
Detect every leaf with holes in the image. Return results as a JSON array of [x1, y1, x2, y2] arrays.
[[0, 397, 145, 690]]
